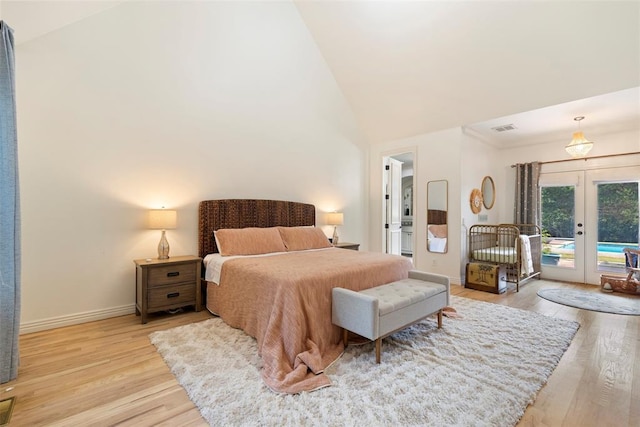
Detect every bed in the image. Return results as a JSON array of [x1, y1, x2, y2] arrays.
[[468, 223, 541, 292], [198, 199, 413, 393]]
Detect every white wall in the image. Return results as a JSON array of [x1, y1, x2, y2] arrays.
[[459, 133, 502, 282], [370, 128, 463, 284], [460, 133, 502, 225], [17, 1, 368, 331]]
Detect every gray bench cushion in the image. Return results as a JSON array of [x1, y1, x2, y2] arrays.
[[360, 279, 447, 315]]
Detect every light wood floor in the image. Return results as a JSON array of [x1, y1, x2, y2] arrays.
[[2, 280, 639, 426]]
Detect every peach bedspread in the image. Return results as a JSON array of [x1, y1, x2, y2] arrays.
[[206, 248, 412, 393]]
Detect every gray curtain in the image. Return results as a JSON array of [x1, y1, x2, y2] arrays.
[[514, 162, 541, 226], [0, 21, 20, 384]]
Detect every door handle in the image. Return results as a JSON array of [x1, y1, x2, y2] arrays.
[[576, 231, 583, 235]]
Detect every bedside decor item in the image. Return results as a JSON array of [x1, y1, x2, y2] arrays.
[[565, 116, 593, 158], [469, 188, 483, 214], [149, 208, 177, 260], [327, 212, 344, 245]]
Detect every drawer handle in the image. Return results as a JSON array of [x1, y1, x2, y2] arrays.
[[167, 292, 180, 298], [167, 272, 180, 277]]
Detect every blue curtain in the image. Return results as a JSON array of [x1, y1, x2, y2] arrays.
[[0, 21, 20, 384]]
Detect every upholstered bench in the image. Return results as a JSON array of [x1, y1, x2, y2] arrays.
[[332, 270, 450, 363]]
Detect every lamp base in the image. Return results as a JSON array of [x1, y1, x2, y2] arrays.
[[158, 230, 170, 260], [332, 226, 339, 246]]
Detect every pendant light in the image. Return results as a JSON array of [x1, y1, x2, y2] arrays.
[[565, 116, 593, 158]]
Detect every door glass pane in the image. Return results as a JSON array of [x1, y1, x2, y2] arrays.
[[541, 185, 575, 268], [597, 182, 640, 272]]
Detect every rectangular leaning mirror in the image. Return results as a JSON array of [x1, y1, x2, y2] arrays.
[[427, 180, 448, 253]]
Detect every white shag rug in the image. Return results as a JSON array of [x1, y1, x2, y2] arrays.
[[150, 296, 579, 427]]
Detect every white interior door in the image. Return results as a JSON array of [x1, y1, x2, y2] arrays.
[[385, 158, 402, 255]]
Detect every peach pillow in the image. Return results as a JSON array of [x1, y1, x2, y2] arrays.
[[428, 224, 448, 238], [278, 226, 332, 251], [214, 227, 286, 256]]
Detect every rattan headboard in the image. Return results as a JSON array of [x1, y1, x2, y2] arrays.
[[427, 209, 447, 225], [198, 199, 316, 258]]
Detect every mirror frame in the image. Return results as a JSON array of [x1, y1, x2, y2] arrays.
[[481, 176, 495, 210], [427, 180, 448, 253]]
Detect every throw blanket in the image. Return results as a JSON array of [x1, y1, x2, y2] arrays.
[[520, 235, 534, 276], [206, 248, 412, 393]]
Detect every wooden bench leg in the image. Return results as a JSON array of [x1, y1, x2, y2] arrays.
[[375, 338, 381, 364], [343, 328, 348, 347], [437, 309, 443, 329]]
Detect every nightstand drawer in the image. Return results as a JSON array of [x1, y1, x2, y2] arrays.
[[148, 263, 197, 287], [148, 283, 196, 310]]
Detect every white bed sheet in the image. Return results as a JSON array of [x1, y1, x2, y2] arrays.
[[429, 237, 447, 252], [203, 247, 335, 284]]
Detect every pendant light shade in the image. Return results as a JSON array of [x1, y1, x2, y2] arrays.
[[565, 116, 593, 158]]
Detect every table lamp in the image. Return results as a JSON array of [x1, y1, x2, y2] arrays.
[[327, 212, 344, 245], [148, 209, 177, 259]]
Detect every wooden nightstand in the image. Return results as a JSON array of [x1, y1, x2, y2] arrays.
[[334, 242, 360, 251], [134, 255, 202, 324]]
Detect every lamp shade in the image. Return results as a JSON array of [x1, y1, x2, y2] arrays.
[[327, 212, 344, 226], [565, 131, 593, 158], [148, 209, 177, 229]]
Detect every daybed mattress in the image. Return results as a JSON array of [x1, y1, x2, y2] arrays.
[[472, 246, 518, 264]]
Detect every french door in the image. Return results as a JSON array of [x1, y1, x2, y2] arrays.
[[539, 171, 585, 283], [540, 166, 640, 285]]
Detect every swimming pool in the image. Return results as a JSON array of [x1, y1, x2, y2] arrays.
[[561, 242, 636, 253]]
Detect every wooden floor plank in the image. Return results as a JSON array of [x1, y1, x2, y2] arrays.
[[2, 280, 638, 426]]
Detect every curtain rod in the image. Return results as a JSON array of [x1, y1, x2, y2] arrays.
[[511, 151, 640, 168]]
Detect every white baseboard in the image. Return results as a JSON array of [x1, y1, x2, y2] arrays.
[[20, 304, 136, 335]]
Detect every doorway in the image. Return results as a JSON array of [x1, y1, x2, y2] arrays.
[[382, 152, 415, 260], [540, 166, 639, 284]]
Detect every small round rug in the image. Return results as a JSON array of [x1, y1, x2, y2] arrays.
[[537, 288, 640, 315]]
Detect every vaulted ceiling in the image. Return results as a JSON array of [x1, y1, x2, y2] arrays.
[[2, 0, 639, 147]]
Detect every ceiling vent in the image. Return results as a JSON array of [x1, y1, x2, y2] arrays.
[[491, 124, 517, 132]]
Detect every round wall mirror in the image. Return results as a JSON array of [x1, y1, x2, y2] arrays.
[[482, 176, 495, 209]]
